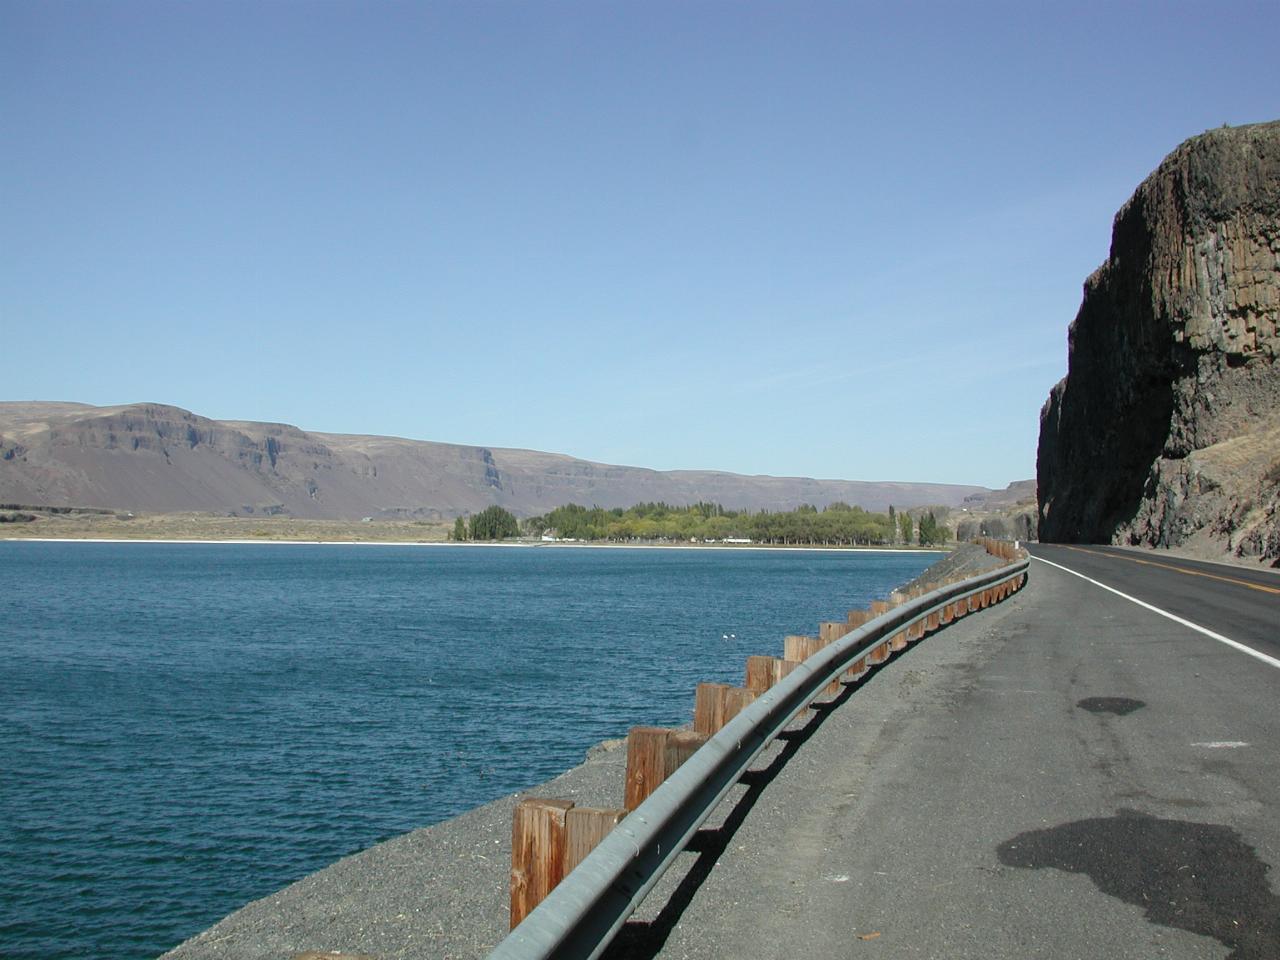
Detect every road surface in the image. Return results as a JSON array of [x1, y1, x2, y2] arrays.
[[1029, 543, 1278, 662]]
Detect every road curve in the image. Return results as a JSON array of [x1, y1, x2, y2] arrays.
[[617, 549, 1280, 960]]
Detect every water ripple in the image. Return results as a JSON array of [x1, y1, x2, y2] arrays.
[[0, 541, 938, 959]]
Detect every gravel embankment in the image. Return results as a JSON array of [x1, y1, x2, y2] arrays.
[[161, 545, 994, 960], [162, 738, 629, 960], [895, 541, 1010, 595]]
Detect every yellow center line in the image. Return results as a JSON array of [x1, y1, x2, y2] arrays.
[[1059, 544, 1280, 596]]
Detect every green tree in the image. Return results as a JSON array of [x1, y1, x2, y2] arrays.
[[898, 511, 914, 545], [918, 510, 950, 546], [470, 505, 519, 540], [452, 516, 469, 542]]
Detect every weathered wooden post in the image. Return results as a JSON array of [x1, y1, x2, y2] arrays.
[[664, 729, 708, 774], [783, 635, 843, 696], [847, 609, 873, 627], [819, 620, 850, 643], [745, 654, 775, 693], [510, 797, 574, 928], [625, 727, 670, 811], [745, 654, 798, 693], [624, 726, 710, 810], [565, 807, 627, 873], [847, 654, 867, 677], [693, 682, 757, 736], [783, 634, 824, 662], [842, 610, 874, 678]]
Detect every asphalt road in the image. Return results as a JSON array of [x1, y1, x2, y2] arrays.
[[610, 551, 1280, 960], [1027, 543, 1280, 662]]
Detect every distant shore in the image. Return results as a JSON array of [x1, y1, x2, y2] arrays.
[[3, 535, 946, 554]]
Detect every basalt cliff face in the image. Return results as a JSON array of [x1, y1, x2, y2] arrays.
[[1037, 121, 1280, 564]]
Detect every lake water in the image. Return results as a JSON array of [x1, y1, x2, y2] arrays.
[[0, 541, 940, 959]]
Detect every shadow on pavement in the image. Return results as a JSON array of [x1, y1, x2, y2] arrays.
[[1076, 696, 1145, 716], [998, 809, 1279, 960]]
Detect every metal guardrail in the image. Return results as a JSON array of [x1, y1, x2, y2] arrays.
[[488, 557, 1030, 960]]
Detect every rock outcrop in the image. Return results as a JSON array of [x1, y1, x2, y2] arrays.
[[1037, 121, 1280, 564]]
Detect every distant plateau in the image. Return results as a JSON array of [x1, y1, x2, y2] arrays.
[[0, 401, 1025, 524]]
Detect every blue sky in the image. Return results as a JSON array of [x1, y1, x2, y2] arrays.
[[3, 1, 1277, 489]]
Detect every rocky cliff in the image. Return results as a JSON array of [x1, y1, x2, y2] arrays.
[[0, 401, 988, 520], [1037, 121, 1280, 564]]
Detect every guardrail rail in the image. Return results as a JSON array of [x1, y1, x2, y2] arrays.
[[491, 544, 1030, 960]]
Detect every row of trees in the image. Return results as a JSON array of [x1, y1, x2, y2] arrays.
[[453, 505, 520, 541], [888, 506, 948, 547], [451, 501, 953, 547]]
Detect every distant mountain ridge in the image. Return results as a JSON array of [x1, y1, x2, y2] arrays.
[[0, 401, 992, 520]]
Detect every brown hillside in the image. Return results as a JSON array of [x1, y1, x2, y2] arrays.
[[1, 401, 990, 520]]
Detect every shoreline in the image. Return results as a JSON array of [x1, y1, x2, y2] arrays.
[[159, 543, 997, 959], [2, 536, 946, 554]]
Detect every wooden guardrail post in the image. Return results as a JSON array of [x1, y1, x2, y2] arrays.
[[819, 620, 850, 643], [745, 654, 798, 693], [625, 727, 670, 811], [844, 609, 873, 677], [565, 808, 627, 873], [783, 635, 843, 696], [665, 729, 708, 775], [511, 797, 574, 928], [624, 726, 711, 810], [744, 654, 774, 693], [693, 683, 757, 736], [511, 799, 628, 925], [783, 634, 823, 662]]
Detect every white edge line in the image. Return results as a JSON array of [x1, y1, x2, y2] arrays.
[[1032, 555, 1280, 671], [1191, 741, 1249, 748]]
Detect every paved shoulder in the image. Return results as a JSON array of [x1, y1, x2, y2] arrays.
[[614, 559, 1280, 960]]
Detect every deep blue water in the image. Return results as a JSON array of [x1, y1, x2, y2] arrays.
[[0, 541, 939, 959]]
